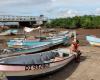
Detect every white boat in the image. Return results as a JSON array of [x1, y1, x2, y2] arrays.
[[86, 35, 100, 46], [58, 31, 69, 36], [0, 48, 77, 80], [0, 29, 18, 36], [47, 35, 69, 46]]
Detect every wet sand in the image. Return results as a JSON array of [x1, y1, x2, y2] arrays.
[[76, 29, 100, 46]]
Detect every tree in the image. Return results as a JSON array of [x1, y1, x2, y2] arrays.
[[45, 15, 100, 29]]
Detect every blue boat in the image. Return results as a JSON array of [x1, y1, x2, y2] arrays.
[[86, 35, 100, 46], [0, 41, 52, 58], [7, 35, 69, 47], [1, 35, 69, 58], [7, 40, 40, 47], [47, 36, 69, 46]]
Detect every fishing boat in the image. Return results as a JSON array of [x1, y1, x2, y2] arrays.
[[0, 35, 69, 59], [47, 35, 69, 46], [7, 38, 40, 47], [0, 41, 51, 58], [7, 35, 69, 47], [58, 31, 69, 36], [0, 29, 18, 36], [86, 35, 100, 46], [0, 48, 77, 80]]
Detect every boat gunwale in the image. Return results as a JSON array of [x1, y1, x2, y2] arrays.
[[0, 53, 75, 66]]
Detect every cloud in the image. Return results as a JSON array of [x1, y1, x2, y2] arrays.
[[0, 0, 50, 6], [95, 8, 100, 15], [0, 0, 100, 18], [0, 0, 52, 16], [53, 0, 99, 4], [52, 9, 79, 18]]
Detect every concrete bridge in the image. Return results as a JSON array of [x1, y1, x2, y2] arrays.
[[0, 15, 47, 27]]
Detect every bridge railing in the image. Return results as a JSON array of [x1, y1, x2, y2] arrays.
[[0, 16, 47, 22]]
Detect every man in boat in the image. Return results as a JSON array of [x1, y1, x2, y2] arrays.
[[70, 38, 81, 62]]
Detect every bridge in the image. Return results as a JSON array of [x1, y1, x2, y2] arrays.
[[0, 15, 48, 27]]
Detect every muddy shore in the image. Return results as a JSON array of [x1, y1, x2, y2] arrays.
[[32, 46, 100, 80], [32, 29, 100, 80], [0, 28, 100, 80]]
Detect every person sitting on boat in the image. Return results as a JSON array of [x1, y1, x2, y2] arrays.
[[70, 38, 79, 52], [70, 38, 81, 62]]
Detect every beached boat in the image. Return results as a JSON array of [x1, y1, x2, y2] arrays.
[[0, 41, 51, 58], [7, 35, 69, 47], [0, 29, 18, 36], [7, 38, 40, 47], [47, 35, 69, 46], [58, 31, 69, 36], [0, 48, 77, 80], [86, 35, 100, 46], [0, 35, 69, 59]]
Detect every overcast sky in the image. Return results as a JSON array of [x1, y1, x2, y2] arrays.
[[0, 0, 100, 18]]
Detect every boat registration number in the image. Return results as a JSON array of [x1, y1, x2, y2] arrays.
[[25, 64, 50, 70]]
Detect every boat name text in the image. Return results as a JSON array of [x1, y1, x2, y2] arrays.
[[25, 64, 50, 70]]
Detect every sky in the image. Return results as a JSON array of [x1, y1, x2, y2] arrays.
[[0, 0, 100, 18]]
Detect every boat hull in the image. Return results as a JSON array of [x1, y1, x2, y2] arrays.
[[0, 49, 76, 80], [86, 36, 100, 46], [0, 29, 18, 36], [1, 55, 75, 80], [0, 42, 51, 58], [89, 41, 100, 46], [0, 36, 69, 58], [50, 36, 68, 46]]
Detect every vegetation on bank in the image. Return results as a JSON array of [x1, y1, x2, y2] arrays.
[[45, 15, 100, 29]]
